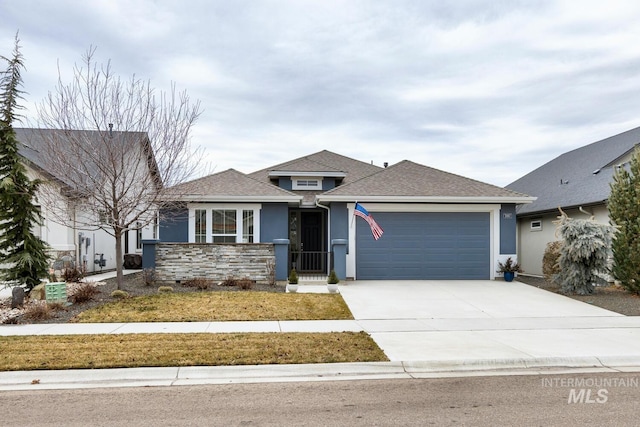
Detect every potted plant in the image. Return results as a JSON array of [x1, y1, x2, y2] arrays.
[[287, 268, 299, 293], [496, 257, 523, 282], [327, 269, 339, 293]]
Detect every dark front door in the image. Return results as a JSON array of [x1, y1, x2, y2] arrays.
[[290, 210, 327, 273]]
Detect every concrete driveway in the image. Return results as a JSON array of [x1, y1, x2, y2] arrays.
[[339, 280, 640, 368]]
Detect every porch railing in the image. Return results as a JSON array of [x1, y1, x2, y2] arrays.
[[290, 251, 333, 274]]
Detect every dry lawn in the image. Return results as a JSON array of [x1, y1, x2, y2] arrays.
[[0, 332, 387, 371], [75, 292, 353, 323]]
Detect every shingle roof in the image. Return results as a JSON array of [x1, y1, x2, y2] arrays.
[[248, 150, 381, 184], [506, 126, 640, 216], [164, 168, 301, 202], [319, 160, 531, 202], [14, 127, 159, 189]]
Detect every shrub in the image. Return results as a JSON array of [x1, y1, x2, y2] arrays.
[[22, 301, 54, 320], [182, 278, 212, 290], [554, 210, 614, 295], [288, 268, 298, 284], [542, 241, 563, 283], [266, 259, 276, 286], [237, 278, 254, 290], [221, 276, 238, 287], [158, 286, 173, 293], [327, 269, 339, 284], [63, 265, 84, 283], [609, 147, 640, 294], [142, 268, 156, 287], [70, 283, 99, 303], [111, 290, 130, 299]]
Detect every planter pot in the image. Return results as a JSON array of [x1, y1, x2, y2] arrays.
[[327, 284, 339, 293], [503, 272, 515, 282], [287, 283, 299, 293]]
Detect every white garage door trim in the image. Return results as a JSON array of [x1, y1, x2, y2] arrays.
[[346, 203, 500, 280]]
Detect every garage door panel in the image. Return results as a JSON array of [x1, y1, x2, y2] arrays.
[[356, 211, 490, 280]]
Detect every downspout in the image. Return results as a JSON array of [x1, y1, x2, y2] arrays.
[[315, 199, 331, 274]]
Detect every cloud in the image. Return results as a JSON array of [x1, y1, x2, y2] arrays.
[[3, 0, 640, 187]]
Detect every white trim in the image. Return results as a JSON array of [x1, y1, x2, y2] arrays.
[[318, 195, 536, 204], [530, 219, 543, 231], [269, 170, 346, 178], [292, 177, 323, 190], [188, 203, 261, 243]]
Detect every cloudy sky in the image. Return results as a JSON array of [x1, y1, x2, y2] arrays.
[[2, 0, 640, 187]]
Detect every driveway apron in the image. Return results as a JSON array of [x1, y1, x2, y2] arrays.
[[339, 280, 640, 365]]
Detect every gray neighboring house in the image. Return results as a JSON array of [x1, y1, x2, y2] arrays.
[[506, 126, 640, 276], [157, 150, 533, 281]]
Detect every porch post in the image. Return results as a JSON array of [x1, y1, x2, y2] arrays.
[[273, 239, 290, 281], [331, 239, 348, 280], [141, 239, 159, 269]]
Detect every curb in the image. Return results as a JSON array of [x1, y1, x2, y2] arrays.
[[2, 357, 640, 391]]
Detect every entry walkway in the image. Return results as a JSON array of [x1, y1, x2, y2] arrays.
[[3, 279, 640, 390]]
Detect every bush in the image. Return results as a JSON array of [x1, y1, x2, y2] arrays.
[[182, 278, 212, 290], [158, 286, 173, 293], [70, 283, 99, 303], [221, 276, 238, 287], [22, 301, 55, 320], [542, 241, 563, 282], [327, 269, 339, 284], [237, 278, 254, 290], [142, 268, 156, 287], [554, 210, 613, 295], [111, 290, 130, 299], [63, 266, 84, 283], [288, 268, 298, 284]]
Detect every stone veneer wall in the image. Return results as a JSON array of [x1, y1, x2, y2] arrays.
[[154, 243, 274, 284]]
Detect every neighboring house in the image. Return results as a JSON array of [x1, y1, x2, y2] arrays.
[[13, 128, 158, 274], [158, 150, 533, 281], [506, 126, 640, 276]]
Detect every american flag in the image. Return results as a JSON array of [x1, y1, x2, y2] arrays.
[[354, 203, 384, 240]]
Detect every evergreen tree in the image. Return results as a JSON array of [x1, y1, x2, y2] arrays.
[[553, 210, 613, 295], [608, 148, 640, 294], [0, 36, 50, 291]]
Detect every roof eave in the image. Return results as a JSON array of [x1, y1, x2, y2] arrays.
[[163, 195, 303, 203], [268, 170, 347, 178], [316, 195, 537, 204]]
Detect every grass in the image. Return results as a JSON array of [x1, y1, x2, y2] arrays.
[[0, 332, 388, 371], [75, 291, 353, 322]]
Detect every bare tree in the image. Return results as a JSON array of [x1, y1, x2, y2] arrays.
[[35, 47, 202, 289]]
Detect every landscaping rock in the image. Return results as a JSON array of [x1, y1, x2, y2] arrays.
[[11, 287, 25, 309]]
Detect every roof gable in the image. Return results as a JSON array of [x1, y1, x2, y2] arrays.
[[249, 150, 381, 183], [165, 168, 300, 202], [320, 160, 530, 202], [15, 127, 161, 190], [507, 126, 640, 215]]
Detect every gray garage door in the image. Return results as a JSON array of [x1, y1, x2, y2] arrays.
[[356, 212, 490, 280]]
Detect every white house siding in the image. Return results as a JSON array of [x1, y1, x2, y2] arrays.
[[517, 205, 610, 276]]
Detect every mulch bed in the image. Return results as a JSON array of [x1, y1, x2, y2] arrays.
[[516, 276, 640, 316], [2, 272, 285, 324]]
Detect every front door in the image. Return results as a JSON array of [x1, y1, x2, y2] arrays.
[[289, 210, 326, 273]]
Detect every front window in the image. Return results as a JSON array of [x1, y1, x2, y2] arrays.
[[190, 205, 260, 243], [243, 210, 254, 243], [195, 209, 207, 243], [213, 209, 238, 243]]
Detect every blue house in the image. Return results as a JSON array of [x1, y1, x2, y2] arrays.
[[155, 151, 533, 281]]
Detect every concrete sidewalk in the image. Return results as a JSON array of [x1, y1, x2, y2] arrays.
[[3, 278, 640, 390]]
